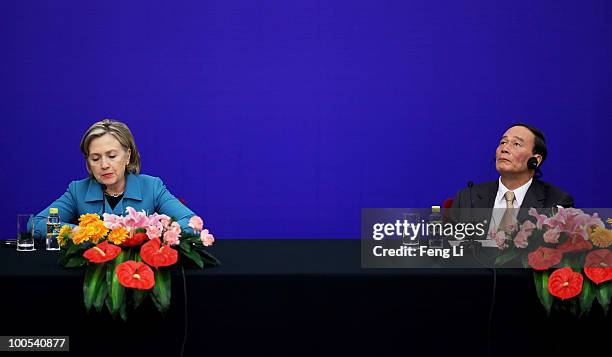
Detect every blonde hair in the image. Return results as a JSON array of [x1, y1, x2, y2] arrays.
[[80, 119, 141, 175]]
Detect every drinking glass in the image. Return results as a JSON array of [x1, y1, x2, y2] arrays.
[[17, 214, 35, 251]]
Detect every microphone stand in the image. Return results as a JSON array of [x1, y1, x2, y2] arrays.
[[461, 181, 481, 251]]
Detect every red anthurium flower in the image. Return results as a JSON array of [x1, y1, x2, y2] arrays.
[[140, 237, 178, 268], [584, 249, 612, 285], [121, 232, 149, 247], [83, 241, 122, 263], [548, 267, 583, 300], [557, 236, 593, 254], [116, 261, 155, 290], [528, 247, 562, 270]]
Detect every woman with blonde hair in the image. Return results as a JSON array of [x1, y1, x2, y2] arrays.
[[31, 119, 197, 238]]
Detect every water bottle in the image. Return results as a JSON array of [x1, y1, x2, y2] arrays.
[[428, 205, 443, 248], [46, 208, 61, 251]]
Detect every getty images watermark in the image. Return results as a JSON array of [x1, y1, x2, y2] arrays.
[[362, 208, 499, 268], [361, 207, 612, 269]]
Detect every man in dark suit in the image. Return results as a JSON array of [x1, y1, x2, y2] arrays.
[[451, 123, 573, 234]]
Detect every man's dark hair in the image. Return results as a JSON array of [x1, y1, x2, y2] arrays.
[[508, 123, 547, 177], [508, 123, 547, 163]]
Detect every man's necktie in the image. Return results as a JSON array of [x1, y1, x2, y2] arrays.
[[498, 191, 516, 232]]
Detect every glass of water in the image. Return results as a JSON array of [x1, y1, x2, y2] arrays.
[[17, 214, 35, 251]]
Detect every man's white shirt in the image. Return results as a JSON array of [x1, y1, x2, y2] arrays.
[[489, 177, 533, 230]]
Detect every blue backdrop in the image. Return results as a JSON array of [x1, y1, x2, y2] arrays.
[[1, 0, 610, 238]]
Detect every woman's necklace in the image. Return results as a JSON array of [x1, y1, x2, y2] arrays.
[[104, 190, 124, 198]]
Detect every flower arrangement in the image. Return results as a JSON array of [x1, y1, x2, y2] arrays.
[[493, 208, 612, 316], [57, 207, 219, 320]]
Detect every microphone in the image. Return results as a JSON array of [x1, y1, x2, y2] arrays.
[[101, 184, 106, 215], [467, 181, 474, 210], [465, 181, 480, 248]]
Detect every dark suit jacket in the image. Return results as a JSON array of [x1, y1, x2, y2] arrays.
[[450, 179, 574, 235]]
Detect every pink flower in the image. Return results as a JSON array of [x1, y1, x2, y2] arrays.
[[543, 227, 561, 244], [151, 215, 171, 229], [188, 216, 204, 233], [103, 213, 124, 230], [124, 207, 149, 230], [521, 220, 536, 234], [584, 213, 605, 236], [544, 207, 568, 229], [528, 208, 548, 230], [542, 208, 604, 242], [163, 229, 180, 246], [490, 229, 508, 250], [146, 225, 162, 240], [505, 222, 519, 234], [156, 214, 171, 228], [200, 229, 215, 247], [511, 220, 535, 248], [514, 230, 529, 248], [170, 221, 181, 235]]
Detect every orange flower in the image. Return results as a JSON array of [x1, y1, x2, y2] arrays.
[[57, 225, 73, 247], [107, 227, 129, 245], [79, 213, 101, 227], [72, 226, 94, 245], [88, 220, 109, 244], [589, 226, 612, 248]]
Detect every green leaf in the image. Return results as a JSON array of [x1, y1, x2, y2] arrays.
[[567, 298, 579, 316], [151, 268, 171, 314], [65, 242, 84, 255], [579, 278, 596, 317], [533, 270, 553, 316], [181, 246, 204, 269], [596, 281, 612, 315], [196, 248, 221, 267], [495, 249, 520, 267], [189, 246, 221, 267], [131, 251, 147, 309], [521, 253, 529, 269], [83, 263, 107, 311], [179, 240, 192, 253], [119, 302, 127, 321], [58, 242, 89, 266], [57, 253, 71, 266], [106, 250, 129, 319], [93, 280, 108, 313], [132, 289, 147, 309], [65, 256, 88, 268]]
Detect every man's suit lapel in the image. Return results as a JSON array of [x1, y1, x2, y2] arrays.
[[475, 181, 497, 208], [475, 181, 498, 232], [519, 180, 546, 221]]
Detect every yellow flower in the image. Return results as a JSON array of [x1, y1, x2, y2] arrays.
[[107, 227, 129, 245], [589, 226, 612, 248], [79, 213, 101, 227], [608, 218, 612, 226], [89, 220, 109, 244], [57, 225, 73, 247], [72, 226, 94, 245]]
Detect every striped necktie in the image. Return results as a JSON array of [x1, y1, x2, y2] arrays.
[[498, 191, 516, 232]]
